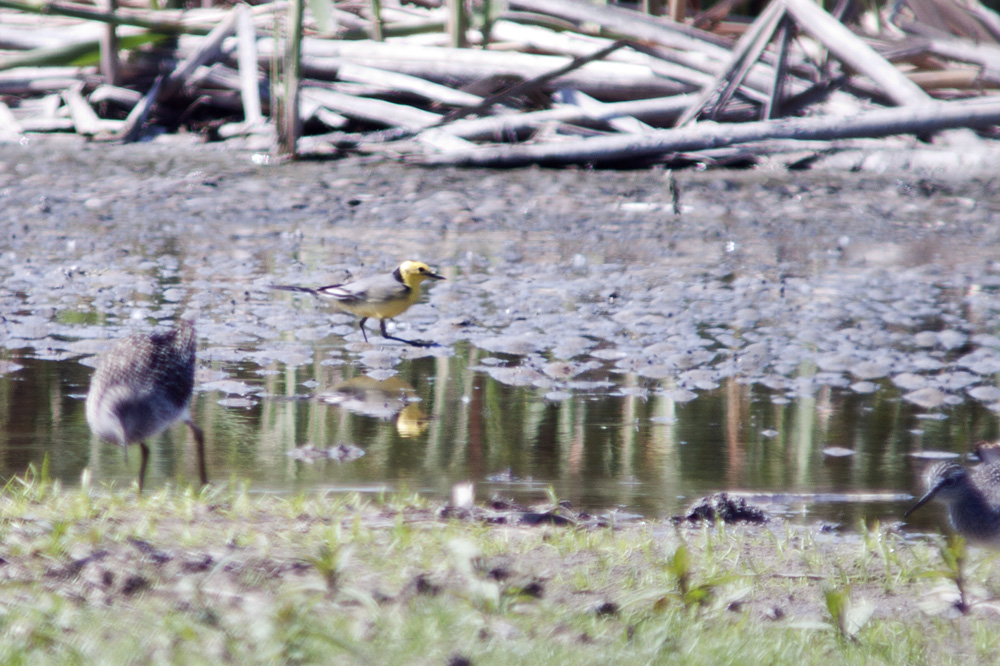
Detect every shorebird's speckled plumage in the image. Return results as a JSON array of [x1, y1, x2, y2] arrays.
[[85, 321, 207, 493], [906, 443, 1000, 545]]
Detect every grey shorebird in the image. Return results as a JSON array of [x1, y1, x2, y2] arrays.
[[905, 443, 1000, 545], [85, 320, 207, 493]]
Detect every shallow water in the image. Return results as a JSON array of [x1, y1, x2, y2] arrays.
[[3, 139, 1000, 531]]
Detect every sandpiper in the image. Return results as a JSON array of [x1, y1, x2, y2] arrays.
[[905, 442, 1000, 544], [85, 320, 207, 493]]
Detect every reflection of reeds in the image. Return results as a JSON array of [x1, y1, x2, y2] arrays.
[[9, 334, 1000, 518]]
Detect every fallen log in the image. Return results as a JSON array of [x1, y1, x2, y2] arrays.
[[507, 0, 732, 57], [228, 36, 687, 100], [676, 0, 786, 126], [554, 89, 652, 134], [302, 86, 441, 130], [63, 82, 105, 135], [964, 0, 1000, 41], [431, 93, 697, 140], [507, 0, 802, 99], [0, 100, 22, 135], [0, 0, 286, 35], [19, 117, 75, 132], [336, 62, 483, 107], [88, 83, 142, 107], [0, 24, 75, 50], [907, 68, 997, 90], [781, 0, 931, 106], [1, 0, 997, 166], [118, 5, 240, 141], [161, 5, 241, 100], [418, 96, 1000, 166], [892, 36, 1000, 86], [437, 40, 629, 125], [0, 0, 216, 34], [0, 66, 85, 95]]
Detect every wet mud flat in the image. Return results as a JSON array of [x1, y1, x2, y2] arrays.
[[3, 138, 1000, 518], [3, 139, 1000, 399]]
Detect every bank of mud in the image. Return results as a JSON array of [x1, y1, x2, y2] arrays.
[[4, 139, 1000, 407]]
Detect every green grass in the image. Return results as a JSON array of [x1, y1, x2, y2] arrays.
[[0, 466, 997, 664]]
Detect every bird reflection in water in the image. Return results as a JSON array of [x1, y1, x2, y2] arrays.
[[321, 376, 430, 438]]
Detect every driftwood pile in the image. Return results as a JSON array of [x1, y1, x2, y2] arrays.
[[1, 0, 1000, 168]]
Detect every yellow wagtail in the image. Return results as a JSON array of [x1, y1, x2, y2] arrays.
[[271, 260, 445, 347]]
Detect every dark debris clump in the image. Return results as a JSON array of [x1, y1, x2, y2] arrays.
[[673, 492, 768, 525], [436, 496, 608, 528]]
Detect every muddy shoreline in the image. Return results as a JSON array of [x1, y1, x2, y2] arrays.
[[0, 480, 993, 664]]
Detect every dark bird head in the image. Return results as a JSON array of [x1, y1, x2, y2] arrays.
[[904, 462, 968, 517]]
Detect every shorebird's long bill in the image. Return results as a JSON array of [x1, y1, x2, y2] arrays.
[[904, 484, 942, 518]]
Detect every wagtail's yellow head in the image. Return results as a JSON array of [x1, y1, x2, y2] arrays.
[[397, 261, 445, 288]]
